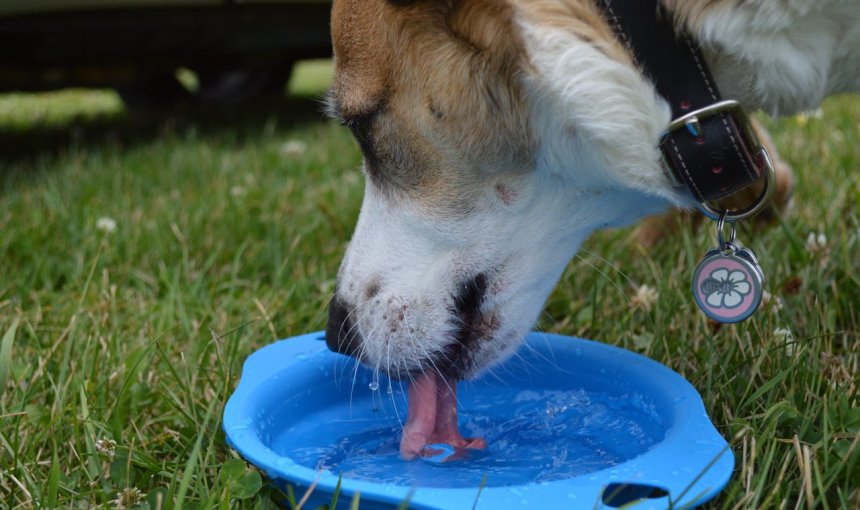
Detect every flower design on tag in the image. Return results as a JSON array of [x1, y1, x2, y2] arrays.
[[700, 269, 750, 309]]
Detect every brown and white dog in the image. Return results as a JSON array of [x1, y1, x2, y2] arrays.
[[323, 0, 860, 458]]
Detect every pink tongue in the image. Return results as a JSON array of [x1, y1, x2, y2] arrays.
[[399, 371, 487, 459]]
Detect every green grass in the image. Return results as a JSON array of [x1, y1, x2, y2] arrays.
[[0, 60, 857, 509]]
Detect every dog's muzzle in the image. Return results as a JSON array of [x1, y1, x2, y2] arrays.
[[324, 273, 493, 378]]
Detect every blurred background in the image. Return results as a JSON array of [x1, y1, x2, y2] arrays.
[[0, 0, 332, 109]]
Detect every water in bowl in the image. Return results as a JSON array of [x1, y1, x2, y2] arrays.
[[269, 383, 666, 488]]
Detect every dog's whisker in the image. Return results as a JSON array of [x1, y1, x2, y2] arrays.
[[339, 300, 365, 391], [348, 341, 364, 417], [493, 313, 553, 383], [380, 334, 401, 424], [335, 299, 364, 381], [477, 360, 510, 387], [388, 354, 406, 435], [574, 246, 660, 336], [575, 246, 638, 291], [508, 325, 562, 375], [346, 304, 376, 417]]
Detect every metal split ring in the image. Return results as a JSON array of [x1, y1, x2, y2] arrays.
[[717, 211, 737, 253]]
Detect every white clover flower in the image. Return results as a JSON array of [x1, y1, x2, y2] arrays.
[[631, 284, 659, 312], [795, 108, 823, 126], [112, 487, 144, 509], [820, 352, 851, 388], [229, 185, 247, 197], [805, 231, 831, 267], [761, 290, 784, 314], [774, 327, 793, 342], [281, 139, 308, 158], [95, 438, 117, 458], [774, 327, 795, 356], [96, 217, 117, 234], [805, 232, 828, 252]]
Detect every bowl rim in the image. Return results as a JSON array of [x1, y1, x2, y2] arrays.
[[223, 331, 734, 509]]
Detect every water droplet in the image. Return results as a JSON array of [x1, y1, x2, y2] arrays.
[[386, 384, 393, 394], [369, 381, 379, 391]]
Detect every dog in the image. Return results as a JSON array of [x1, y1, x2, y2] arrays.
[[323, 0, 860, 458]]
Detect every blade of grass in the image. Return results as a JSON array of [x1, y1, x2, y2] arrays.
[[329, 474, 342, 510], [47, 447, 60, 508], [471, 475, 488, 510], [349, 491, 361, 510], [174, 396, 219, 510], [0, 318, 18, 400], [295, 470, 323, 510], [78, 386, 109, 502], [395, 488, 414, 510], [737, 365, 794, 414]]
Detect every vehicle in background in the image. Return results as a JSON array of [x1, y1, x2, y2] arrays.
[[0, 1, 333, 108]]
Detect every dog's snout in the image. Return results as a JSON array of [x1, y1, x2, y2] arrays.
[[325, 295, 362, 358]]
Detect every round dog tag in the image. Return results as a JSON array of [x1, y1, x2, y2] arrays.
[[692, 246, 764, 323]]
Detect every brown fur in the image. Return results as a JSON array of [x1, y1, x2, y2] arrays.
[[328, 0, 534, 209]]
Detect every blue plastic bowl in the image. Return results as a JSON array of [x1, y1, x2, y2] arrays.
[[223, 332, 733, 509]]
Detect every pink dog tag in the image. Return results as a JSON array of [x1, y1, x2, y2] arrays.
[[692, 245, 764, 323]]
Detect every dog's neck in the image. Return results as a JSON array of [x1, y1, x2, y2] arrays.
[[667, 0, 860, 115], [519, 0, 859, 218]]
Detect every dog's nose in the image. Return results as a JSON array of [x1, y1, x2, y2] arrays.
[[325, 295, 362, 358]]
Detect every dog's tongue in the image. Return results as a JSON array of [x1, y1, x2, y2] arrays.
[[399, 371, 487, 460]]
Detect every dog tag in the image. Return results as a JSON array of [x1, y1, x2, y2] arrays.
[[692, 217, 764, 323]]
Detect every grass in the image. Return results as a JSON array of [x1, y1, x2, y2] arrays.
[[0, 59, 857, 509]]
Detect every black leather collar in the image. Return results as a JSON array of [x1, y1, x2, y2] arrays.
[[596, 0, 767, 204]]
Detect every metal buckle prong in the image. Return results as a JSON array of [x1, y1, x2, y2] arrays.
[[685, 117, 702, 138]]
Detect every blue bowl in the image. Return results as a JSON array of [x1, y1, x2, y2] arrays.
[[223, 332, 733, 509]]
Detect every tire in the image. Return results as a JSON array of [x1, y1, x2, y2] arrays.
[[116, 73, 193, 112], [117, 63, 294, 112], [194, 64, 294, 105]]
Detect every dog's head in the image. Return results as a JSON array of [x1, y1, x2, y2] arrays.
[[324, 0, 685, 380]]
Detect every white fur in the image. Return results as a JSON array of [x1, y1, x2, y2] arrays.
[[696, 0, 860, 115], [515, 13, 687, 206]]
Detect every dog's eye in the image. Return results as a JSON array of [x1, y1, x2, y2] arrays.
[[345, 112, 380, 166], [323, 89, 382, 131], [343, 110, 378, 133]]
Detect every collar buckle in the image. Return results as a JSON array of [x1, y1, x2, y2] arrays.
[[660, 100, 775, 222]]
